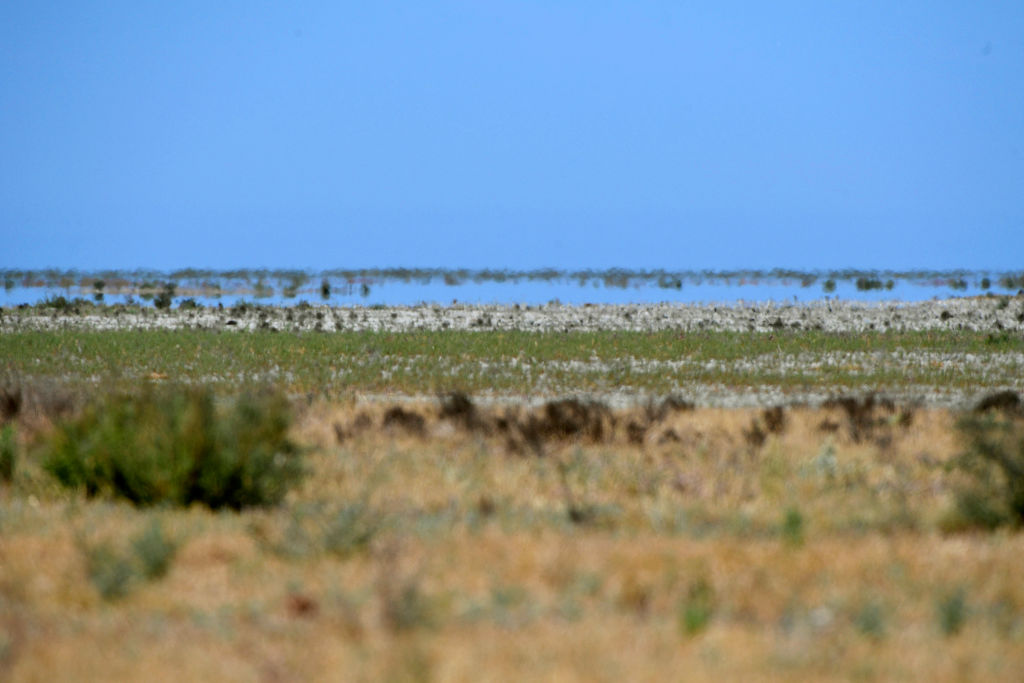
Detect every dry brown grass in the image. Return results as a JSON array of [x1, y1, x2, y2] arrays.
[[2, 399, 1023, 681]]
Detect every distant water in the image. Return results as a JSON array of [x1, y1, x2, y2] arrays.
[[1, 269, 1019, 308]]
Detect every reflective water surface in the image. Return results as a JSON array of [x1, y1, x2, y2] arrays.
[[1, 268, 1019, 308]]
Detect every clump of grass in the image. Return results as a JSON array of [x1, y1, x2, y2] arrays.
[[0, 424, 16, 484], [42, 386, 302, 509], [945, 410, 1024, 529], [781, 506, 805, 547], [80, 519, 180, 600], [83, 542, 136, 601], [153, 282, 176, 310], [937, 588, 968, 636], [322, 503, 383, 558], [854, 600, 887, 640], [382, 580, 437, 633], [39, 295, 93, 312], [131, 519, 179, 579], [678, 577, 716, 636]]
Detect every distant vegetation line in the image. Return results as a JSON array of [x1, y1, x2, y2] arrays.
[[3, 267, 1023, 294]]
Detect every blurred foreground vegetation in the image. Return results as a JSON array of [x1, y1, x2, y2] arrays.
[[1, 376, 1023, 679]]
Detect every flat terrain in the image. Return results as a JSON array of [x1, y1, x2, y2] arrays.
[[5, 295, 1023, 333], [3, 297, 1023, 407], [2, 299, 1023, 681]]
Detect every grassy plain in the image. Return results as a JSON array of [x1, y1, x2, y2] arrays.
[[1, 327, 1022, 397], [1, 324, 1023, 681]]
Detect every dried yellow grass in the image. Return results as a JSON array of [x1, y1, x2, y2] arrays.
[[2, 401, 1022, 681]]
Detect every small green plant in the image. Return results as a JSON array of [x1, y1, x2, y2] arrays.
[[822, 279, 836, 293], [80, 521, 179, 600], [381, 578, 437, 633], [131, 519, 178, 580], [0, 424, 16, 484], [781, 506, 805, 547], [83, 542, 136, 601], [678, 577, 716, 636], [42, 386, 302, 509], [947, 412, 1024, 529], [937, 588, 968, 636], [854, 601, 886, 640], [322, 503, 383, 558]]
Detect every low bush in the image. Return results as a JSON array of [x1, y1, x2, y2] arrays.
[[80, 519, 180, 600], [0, 424, 16, 483], [946, 410, 1024, 529], [153, 282, 176, 310], [83, 542, 136, 601], [132, 519, 179, 579], [42, 386, 302, 509], [678, 577, 716, 636], [854, 600, 887, 640], [936, 587, 968, 636], [781, 506, 805, 547], [323, 503, 383, 558], [855, 277, 884, 291]]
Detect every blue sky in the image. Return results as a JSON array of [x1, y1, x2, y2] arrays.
[[2, 2, 1022, 270]]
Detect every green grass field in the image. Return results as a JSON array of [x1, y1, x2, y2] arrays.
[[2, 328, 1021, 397]]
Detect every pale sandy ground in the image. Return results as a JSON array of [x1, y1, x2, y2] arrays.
[[3, 297, 1023, 333]]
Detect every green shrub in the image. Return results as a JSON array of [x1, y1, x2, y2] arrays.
[[937, 588, 968, 636], [855, 277, 884, 291], [781, 506, 805, 547], [80, 520, 180, 600], [678, 577, 716, 636], [153, 282, 176, 310], [43, 386, 302, 509], [39, 295, 92, 312], [854, 601, 887, 640], [0, 424, 15, 484], [947, 412, 1024, 529], [132, 519, 178, 579], [323, 503, 383, 558], [84, 542, 136, 601], [381, 578, 438, 633]]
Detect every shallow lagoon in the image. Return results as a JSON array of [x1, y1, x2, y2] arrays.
[[1, 268, 1016, 308]]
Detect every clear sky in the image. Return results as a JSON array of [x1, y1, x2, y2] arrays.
[[2, 2, 1022, 271]]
